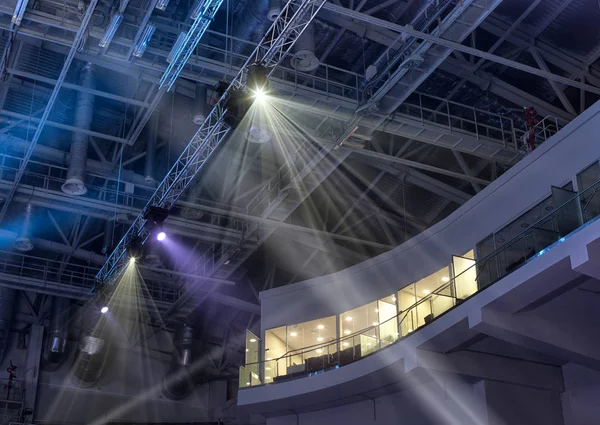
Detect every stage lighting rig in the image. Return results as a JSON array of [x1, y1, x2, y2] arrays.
[[128, 236, 144, 262], [144, 206, 169, 240], [247, 64, 270, 99]]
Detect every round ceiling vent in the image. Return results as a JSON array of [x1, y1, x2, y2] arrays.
[[14, 237, 33, 252], [192, 113, 205, 125], [61, 178, 87, 196], [291, 50, 319, 72]]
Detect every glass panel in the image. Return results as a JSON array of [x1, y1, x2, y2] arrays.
[[245, 330, 261, 386], [431, 282, 455, 318], [551, 186, 583, 236], [453, 252, 477, 299], [414, 266, 449, 327], [264, 326, 287, 378], [239, 366, 250, 388], [378, 295, 398, 347], [577, 162, 600, 221], [340, 302, 378, 355]]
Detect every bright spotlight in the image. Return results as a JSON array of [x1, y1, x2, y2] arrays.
[[100, 306, 109, 314], [157, 231, 166, 241], [130, 257, 136, 264], [253, 88, 267, 102]]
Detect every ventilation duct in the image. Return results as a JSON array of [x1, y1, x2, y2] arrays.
[[144, 113, 159, 185], [14, 203, 34, 252], [231, 0, 270, 56], [192, 84, 209, 125], [45, 297, 70, 367], [62, 62, 95, 196], [163, 323, 195, 400], [291, 23, 319, 72], [0, 288, 15, 363], [102, 219, 114, 256], [72, 303, 110, 387], [267, 0, 281, 21]]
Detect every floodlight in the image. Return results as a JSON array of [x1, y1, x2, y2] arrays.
[[100, 306, 109, 314], [157, 231, 166, 241]]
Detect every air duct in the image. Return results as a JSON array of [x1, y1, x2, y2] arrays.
[[14, 203, 34, 252], [0, 288, 15, 363], [192, 84, 209, 125], [72, 303, 110, 387], [291, 23, 319, 72], [102, 219, 114, 256], [267, 0, 281, 21], [231, 0, 270, 56], [62, 62, 95, 196], [163, 323, 195, 400], [144, 113, 159, 185], [45, 297, 70, 366]]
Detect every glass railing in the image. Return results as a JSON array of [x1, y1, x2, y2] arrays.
[[240, 178, 600, 387]]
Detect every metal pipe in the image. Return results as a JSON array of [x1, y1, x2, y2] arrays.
[[72, 303, 110, 387], [231, 0, 270, 55], [144, 113, 159, 185], [102, 219, 114, 256], [0, 288, 15, 363], [291, 23, 319, 72], [267, 0, 281, 21], [14, 203, 34, 251], [45, 297, 70, 366], [62, 62, 95, 196], [162, 323, 195, 400], [192, 83, 208, 125]]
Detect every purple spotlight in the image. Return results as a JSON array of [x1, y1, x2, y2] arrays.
[[157, 231, 166, 241]]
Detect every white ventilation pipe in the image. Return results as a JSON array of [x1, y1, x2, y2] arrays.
[[62, 62, 95, 196], [144, 113, 159, 185], [268, 0, 281, 21], [14, 203, 34, 251], [291, 23, 319, 72], [192, 84, 208, 125]]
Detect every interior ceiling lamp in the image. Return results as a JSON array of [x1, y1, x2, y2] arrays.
[[99, 13, 123, 48], [143, 206, 169, 240], [132, 23, 156, 58], [155, 0, 170, 10], [12, 0, 29, 26], [190, 0, 208, 20], [247, 64, 270, 99], [167, 32, 187, 64]]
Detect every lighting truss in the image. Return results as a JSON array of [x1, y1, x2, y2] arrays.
[[96, 0, 327, 286], [160, 0, 225, 91], [11, 0, 29, 26]]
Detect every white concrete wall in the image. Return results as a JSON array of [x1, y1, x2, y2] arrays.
[[265, 378, 489, 425], [260, 100, 600, 333], [561, 363, 600, 425]]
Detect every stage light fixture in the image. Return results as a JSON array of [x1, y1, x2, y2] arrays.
[[99, 13, 123, 49], [100, 306, 109, 314], [130, 257, 136, 264], [247, 64, 270, 96], [127, 235, 144, 262], [252, 88, 267, 102], [157, 231, 166, 241], [144, 206, 170, 241]]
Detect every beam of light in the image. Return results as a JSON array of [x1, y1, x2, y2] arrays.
[[156, 231, 166, 241], [130, 256, 136, 263]]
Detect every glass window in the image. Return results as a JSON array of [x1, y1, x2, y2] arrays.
[[377, 295, 398, 347], [577, 161, 600, 221], [453, 250, 477, 299], [398, 283, 416, 337], [264, 326, 287, 379], [340, 301, 378, 360]]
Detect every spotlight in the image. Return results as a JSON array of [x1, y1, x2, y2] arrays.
[[252, 88, 267, 102], [157, 231, 166, 241], [100, 306, 109, 314], [130, 257, 136, 264], [247, 64, 270, 95], [144, 206, 170, 242], [127, 235, 144, 262]]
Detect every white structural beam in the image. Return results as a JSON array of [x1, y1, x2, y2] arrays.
[[529, 47, 577, 115], [324, 3, 600, 95]]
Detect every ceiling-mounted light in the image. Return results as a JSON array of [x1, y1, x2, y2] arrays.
[[167, 32, 187, 64], [99, 13, 123, 49], [190, 0, 207, 20], [156, 232, 166, 241], [12, 0, 29, 26], [155, 0, 170, 11], [132, 23, 156, 58]]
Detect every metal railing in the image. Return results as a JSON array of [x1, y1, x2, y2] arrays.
[[240, 177, 600, 387], [515, 116, 561, 155]]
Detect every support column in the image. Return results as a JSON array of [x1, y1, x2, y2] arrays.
[[25, 325, 43, 420]]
